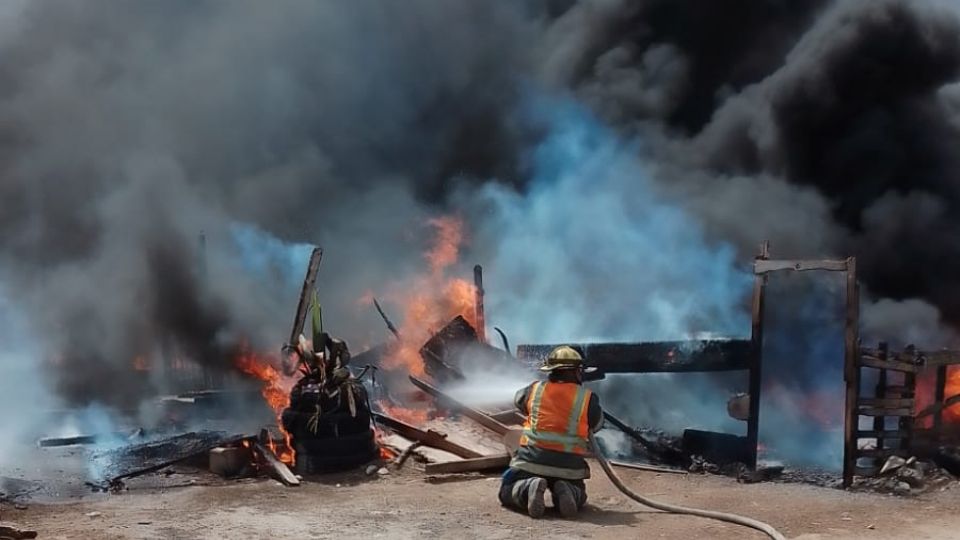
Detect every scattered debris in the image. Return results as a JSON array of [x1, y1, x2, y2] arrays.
[[879, 455, 906, 475], [0, 525, 38, 539], [88, 431, 250, 491]]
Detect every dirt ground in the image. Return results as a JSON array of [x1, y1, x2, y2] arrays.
[[4, 462, 960, 540]]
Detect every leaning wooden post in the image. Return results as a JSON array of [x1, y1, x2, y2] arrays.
[[746, 241, 769, 470], [873, 342, 888, 453], [474, 264, 486, 343], [842, 257, 860, 488], [935, 364, 947, 433]]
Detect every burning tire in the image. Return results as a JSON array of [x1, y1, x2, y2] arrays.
[[281, 392, 378, 474], [292, 430, 378, 474]]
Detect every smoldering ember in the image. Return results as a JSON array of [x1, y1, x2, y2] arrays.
[[6, 2, 960, 540]]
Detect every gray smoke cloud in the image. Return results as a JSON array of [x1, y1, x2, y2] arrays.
[[1, 0, 960, 471]]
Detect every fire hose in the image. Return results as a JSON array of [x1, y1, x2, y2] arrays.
[[588, 434, 786, 540]]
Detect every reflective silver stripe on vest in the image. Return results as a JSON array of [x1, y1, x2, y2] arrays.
[[528, 381, 547, 432]]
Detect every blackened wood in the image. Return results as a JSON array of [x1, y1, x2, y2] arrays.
[[681, 429, 753, 465], [914, 393, 960, 420], [856, 429, 907, 438], [424, 453, 510, 474], [516, 340, 751, 374], [858, 407, 913, 417], [608, 460, 687, 475], [858, 398, 914, 408], [372, 412, 483, 459], [373, 298, 401, 340], [93, 432, 252, 487], [746, 241, 769, 471], [408, 375, 510, 436], [753, 259, 849, 274], [919, 351, 960, 366], [420, 315, 476, 382], [473, 265, 486, 343], [859, 356, 920, 374], [602, 411, 684, 464], [287, 247, 323, 347], [252, 441, 300, 486], [854, 447, 909, 459], [873, 343, 888, 453], [842, 257, 860, 488]]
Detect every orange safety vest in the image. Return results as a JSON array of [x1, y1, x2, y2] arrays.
[[519, 381, 592, 455]]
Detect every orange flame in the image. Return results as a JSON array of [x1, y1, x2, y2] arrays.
[[944, 366, 960, 423], [376, 216, 478, 377], [235, 349, 297, 464]]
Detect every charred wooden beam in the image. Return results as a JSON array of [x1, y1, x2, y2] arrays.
[[682, 429, 753, 465], [424, 454, 510, 474], [859, 356, 920, 374], [408, 375, 510, 436], [608, 460, 687, 475], [914, 393, 960, 420], [473, 265, 486, 343], [252, 441, 300, 486], [842, 256, 860, 489], [602, 411, 685, 463], [372, 412, 483, 459], [373, 298, 401, 340], [516, 340, 751, 374], [858, 407, 913, 417], [282, 247, 323, 375], [753, 259, 849, 274]]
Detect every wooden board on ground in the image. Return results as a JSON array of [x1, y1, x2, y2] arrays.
[[424, 454, 511, 475], [373, 412, 483, 459], [408, 376, 510, 436], [252, 442, 300, 486]]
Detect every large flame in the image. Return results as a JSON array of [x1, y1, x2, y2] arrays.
[[235, 348, 297, 464], [377, 216, 478, 377], [944, 366, 960, 423]]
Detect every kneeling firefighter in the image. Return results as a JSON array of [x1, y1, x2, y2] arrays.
[[499, 346, 602, 519]]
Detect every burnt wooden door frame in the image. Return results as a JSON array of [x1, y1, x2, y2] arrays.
[[750, 244, 858, 485]]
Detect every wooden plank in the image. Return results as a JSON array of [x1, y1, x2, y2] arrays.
[[855, 447, 909, 459], [609, 460, 688, 475], [860, 356, 920, 374], [487, 410, 524, 425], [253, 441, 300, 486], [474, 264, 486, 343], [856, 430, 908, 438], [746, 244, 768, 471], [935, 365, 948, 430], [842, 258, 859, 489], [915, 393, 960, 420], [858, 398, 915, 408], [286, 247, 323, 347], [409, 375, 510, 436], [372, 412, 483, 459], [424, 454, 511, 474], [858, 407, 913, 417], [873, 345, 887, 453], [753, 259, 848, 274], [516, 339, 751, 374], [921, 351, 960, 366]]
